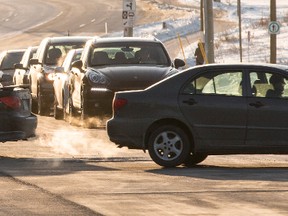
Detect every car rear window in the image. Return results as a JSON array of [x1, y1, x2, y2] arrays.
[[1, 52, 23, 70]]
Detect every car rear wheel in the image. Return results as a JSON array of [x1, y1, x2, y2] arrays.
[[148, 125, 190, 167], [183, 153, 208, 167]]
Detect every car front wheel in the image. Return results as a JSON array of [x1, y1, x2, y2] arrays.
[[148, 125, 190, 167], [37, 85, 48, 115], [68, 96, 78, 125], [53, 95, 63, 120]]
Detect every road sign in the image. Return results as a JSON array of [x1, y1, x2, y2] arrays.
[[122, 0, 136, 28], [123, 0, 136, 11], [268, 21, 280, 34], [123, 0, 136, 36]]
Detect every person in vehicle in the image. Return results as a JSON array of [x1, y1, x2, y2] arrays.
[[47, 48, 62, 65], [266, 74, 286, 98]]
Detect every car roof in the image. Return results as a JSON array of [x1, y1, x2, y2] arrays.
[[44, 36, 93, 43], [90, 36, 161, 44], [3, 49, 26, 54], [192, 63, 288, 71]]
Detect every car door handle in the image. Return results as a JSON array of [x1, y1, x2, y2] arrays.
[[249, 101, 264, 108], [183, 98, 197, 105]]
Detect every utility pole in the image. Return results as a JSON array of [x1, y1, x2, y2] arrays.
[[270, 0, 276, 63], [237, 0, 242, 62], [204, 0, 215, 63], [200, 0, 204, 31]]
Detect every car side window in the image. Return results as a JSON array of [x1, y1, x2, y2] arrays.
[[183, 71, 243, 96], [250, 72, 288, 98]]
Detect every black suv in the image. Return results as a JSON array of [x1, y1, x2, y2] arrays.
[[29, 36, 92, 115], [69, 37, 185, 126]]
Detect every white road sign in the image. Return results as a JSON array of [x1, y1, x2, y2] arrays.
[[268, 21, 281, 34], [122, 0, 136, 28], [123, 0, 136, 11]]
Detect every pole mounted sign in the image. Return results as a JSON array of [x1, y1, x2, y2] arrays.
[[122, 0, 136, 28], [268, 21, 280, 34]]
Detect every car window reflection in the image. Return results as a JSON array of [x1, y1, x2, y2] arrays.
[[183, 71, 243, 97]]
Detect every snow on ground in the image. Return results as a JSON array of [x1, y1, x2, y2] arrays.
[[109, 0, 288, 67]]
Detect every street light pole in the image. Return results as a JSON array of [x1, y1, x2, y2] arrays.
[[237, 0, 242, 62], [204, 0, 215, 63], [200, 0, 204, 32]]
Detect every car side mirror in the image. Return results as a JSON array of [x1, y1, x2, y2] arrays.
[[14, 63, 24, 69], [30, 58, 41, 65], [71, 60, 83, 71], [174, 58, 185, 69]]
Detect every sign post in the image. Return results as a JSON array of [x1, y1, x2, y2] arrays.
[[270, 0, 277, 63], [123, 0, 136, 37]]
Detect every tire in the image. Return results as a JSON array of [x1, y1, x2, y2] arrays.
[[63, 99, 67, 121], [37, 86, 48, 116], [148, 125, 190, 167], [183, 153, 208, 167], [80, 85, 91, 128], [68, 97, 78, 126], [53, 95, 63, 120], [31, 99, 38, 114]]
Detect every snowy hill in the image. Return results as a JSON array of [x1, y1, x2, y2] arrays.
[[110, 0, 288, 67]]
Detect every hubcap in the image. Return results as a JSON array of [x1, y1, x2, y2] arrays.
[[153, 131, 183, 161]]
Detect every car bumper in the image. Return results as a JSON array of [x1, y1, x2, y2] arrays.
[[15, 113, 38, 138], [0, 114, 38, 142], [85, 88, 114, 116], [106, 118, 145, 149], [0, 131, 26, 142]]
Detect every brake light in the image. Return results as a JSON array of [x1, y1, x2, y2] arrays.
[[113, 98, 127, 112], [0, 96, 21, 110]]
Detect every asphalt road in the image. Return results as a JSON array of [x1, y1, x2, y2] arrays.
[[0, 116, 287, 215], [0, 0, 287, 215]]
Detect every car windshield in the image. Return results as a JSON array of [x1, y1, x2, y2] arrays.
[[89, 42, 170, 67], [45, 43, 85, 66], [1, 52, 24, 70]]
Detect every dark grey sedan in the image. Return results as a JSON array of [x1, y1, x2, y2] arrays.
[[0, 85, 37, 142], [107, 63, 288, 167]]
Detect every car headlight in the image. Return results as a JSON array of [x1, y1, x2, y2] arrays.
[[45, 73, 54, 81], [88, 71, 107, 85]]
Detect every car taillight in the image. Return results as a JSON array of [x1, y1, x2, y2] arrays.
[[0, 96, 21, 110], [113, 98, 127, 112]]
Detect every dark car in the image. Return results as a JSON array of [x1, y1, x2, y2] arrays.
[[0, 49, 25, 86], [107, 63, 288, 167], [0, 85, 37, 142], [69, 37, 185, 126], [53, 48, 83, 120], [29, 36, 92, 115], [13, 46, 38, 85]]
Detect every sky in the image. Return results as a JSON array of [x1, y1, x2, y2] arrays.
[[110, 0, 288, 67]]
